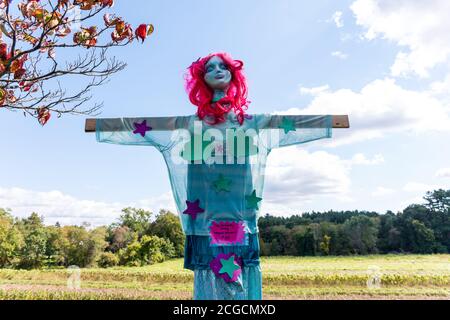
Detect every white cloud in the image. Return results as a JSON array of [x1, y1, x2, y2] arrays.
[[331, 51, 349, 60], [403, 182, 437, 193], [135, 192, 177, 212], [349, 153, 384, 165], [0, 186, 176, 226], [331, 11, 344, 28], [261, 149, 384, 215], [429, 74, 450, 99], [372, 186, 395, 197], [299, 84, 330, 96], [287, 78, 450, 146], [436, 168, 450, 178], [350, 0, 450, 77], [261, 147, 384, 216]]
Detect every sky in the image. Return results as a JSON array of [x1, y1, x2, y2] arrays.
[[1, 0, 449, 226]]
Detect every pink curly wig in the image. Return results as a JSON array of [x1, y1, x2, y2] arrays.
[[184, 52, 250, 125]]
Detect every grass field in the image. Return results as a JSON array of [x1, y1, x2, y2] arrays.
[[0, 255, 449, 300]]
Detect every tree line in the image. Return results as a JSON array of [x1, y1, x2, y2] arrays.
[[0, 189, 448, 269], [0, 208, 184, 269], [259, 189, 449, 256]]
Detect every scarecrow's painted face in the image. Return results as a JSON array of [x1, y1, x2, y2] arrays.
[[204, 56, 232, 90]]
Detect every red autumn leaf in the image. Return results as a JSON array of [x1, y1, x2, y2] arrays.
[[37, 107, 51, 126], [135, 24, 148, 43]]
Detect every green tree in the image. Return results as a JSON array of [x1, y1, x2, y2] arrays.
[[399, 219, 435, 253], [424, 189, 450, 213], [377, 211, 401, 253], [117, 236, 141, 267], [269, 239, 282, 256], [116, 207, 153, 238], [106, 226, 135, 253], [291, 226, 316, 256], [319, 235, 331, 255], [97, 252, 119, 268], [342, 216, 379, 255], [117, 234, 175, 266], [334, 225, 352, 255], [44, 225, 66, 267], [60, 226, 90, 267], [316, 222, 340, 255], [60, 225, 107, 267], [148, 210, 185, 257], [0, 209, 24, 267], [17, 213, 48, 269], [139, 235, 176, 265], [422, 189, 450, 252], [87, 227, 108, 267], [266, 225, 292, 255]]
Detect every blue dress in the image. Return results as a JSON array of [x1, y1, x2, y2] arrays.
[[96, 111, 333, 300]]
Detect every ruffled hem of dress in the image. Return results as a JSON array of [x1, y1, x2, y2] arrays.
[[183, 233, 260, 271], [193, 265, 263, 300]]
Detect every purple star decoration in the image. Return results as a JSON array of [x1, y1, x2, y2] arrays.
[[183, 199, 205, 219], [210, 253, 242, 283], [133, 120, 152, 137]]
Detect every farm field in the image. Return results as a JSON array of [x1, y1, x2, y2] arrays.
[[0, 254, 449, 300]]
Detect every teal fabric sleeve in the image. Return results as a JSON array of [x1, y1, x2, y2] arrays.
[[254, 114, 333, 151], [95, 116, 191, 152]]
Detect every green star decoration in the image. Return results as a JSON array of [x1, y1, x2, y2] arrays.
[[213, 174, 232, 192], [245, 190, 262, 209], [279, 117, 296, 134], [219, 256, 240, 278]]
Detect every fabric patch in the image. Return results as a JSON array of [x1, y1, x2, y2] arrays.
[[278, 117, 296, 134], [210, 253, 242, 283], [183, 199, 205, 219], [212, 174, 232, 192], [209, 221, 246, 246], [133, 120, 152, 137], [245, 190, 262, 210]]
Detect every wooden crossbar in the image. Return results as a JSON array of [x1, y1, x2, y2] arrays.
[[85, 115, 349, 132]]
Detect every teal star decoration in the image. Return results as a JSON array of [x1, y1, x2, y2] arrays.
[[245, 190, 262, 209], [213, 174, 232, 192], [278, 117, 296, 134], [219, 256, 240, 278]]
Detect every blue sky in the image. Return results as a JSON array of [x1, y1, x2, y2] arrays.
[[1, 0, 449, 226]]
